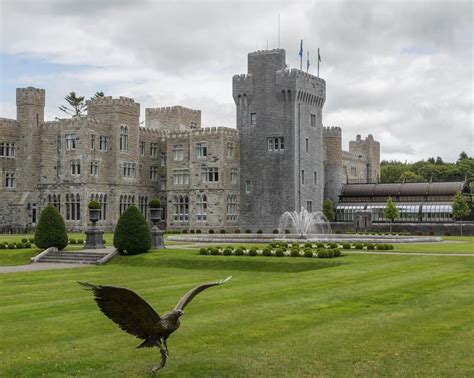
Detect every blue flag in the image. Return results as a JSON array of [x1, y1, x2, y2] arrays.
[[318, 48, 322, 62], [307, 52, 310, 71], [299, 40, 303, 58]]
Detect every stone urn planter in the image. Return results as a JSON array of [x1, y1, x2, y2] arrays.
[[89, 208, 101, 225], [85, 200, 105, 249], [149, 198, 165, 249]]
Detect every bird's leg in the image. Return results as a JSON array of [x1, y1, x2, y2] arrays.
[[151, 342, 168, 375], [163, 339, 169, 356]]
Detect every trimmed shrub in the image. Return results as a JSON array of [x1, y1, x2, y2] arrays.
[[284, 229, 291, 234], [226, 246, 234, 251], [257, 229, 263, 234], [275, 248, 284, 257], [326, 249, 335, 258], [209, 229, 215, 234], [329, 242, 338, 249], [28, 237, 35, 243], [234, 248, 244, 256], [220, 229, 226, 234], [317, 249, 328, 258], [367, 243, 375, 250], [196, 229, 202, 234], [148, 198, 162, 208], [248, 248, 257, 256], [333, 248, 341, 257], [210, 247, 220, 255], [0, 243, 5, 249], [262, 248, 272, 256], [272, 229, 279, 234], [182, 229, 188, 234], [270, 242, 278, 248], [77, 239, 84, 244], [223, 248, 232, 256], [385, 244, 394, 250], [245, 229, 252, 234], [88, 200, 101, 209], [304, 242, 312, 249], [280, 242, 288, 248], [69, 239, 77, 244], [21, 238, 28, 243], [113, 205, 151, 255], [290, 249, 300, 257], [8, 243, 16, 249], [190, 229, 195, 234], [354, 243, 363, 250], [316, 243, 325, 248], [304, 249, 313, 258], [342, 243, 351, 250], [376, 244, 385, 250], [34, 204, 68, 250], [234, 229, 241, 234], [16, 242, 25, 249], [199, 247, 208, 255]]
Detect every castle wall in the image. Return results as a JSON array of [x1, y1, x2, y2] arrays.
[[145, 106, 201, 131], [323, 126, 344, 204]]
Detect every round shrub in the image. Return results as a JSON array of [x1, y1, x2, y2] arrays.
[[0, 244, 5, 250], [220, 229, 226, 234], [196, 229, 202, 234], [208, 229, 214, 234], [69, 239, 77, 244], [376, 244, 385, 250], [284, 229, 291, 234], [304, 242, 312, 249], [21, 238, 28, 243], [317, 249, 328, 258], [385, 244, 394, 250], [88, 200, 101, 209], [367, 243, 375, 250], [316, 243, 325, 248], [148, 198, 162, 208], [342, 243, 351, 250], [234, 248, 244, 256], [210, 247, 220, 255], [275, 248, 284, 257], [257, 229, 263, 234], [113, 205, 151, 255], [270, 242, 278, 248], [16, 242, 25, 249], [333, 248, 341, 257], [354, 243, 363, 250], [28, 237, 34, 243], [77, 239, 84, 244], [280, 242, 288, 248], [190, 229, 195, 234], [262, 248, 272, 256], [329, 242, 338, 249], [234, 229, 241, 234], [182, 229, 188, 234], [245, 229, 252, 234], [225, 246, 234, 252], [34, 204, 68, 250], [272, 229, 279, 234], [290, 249, 300, 257], [199, 247, 208, 255], [8, 243, 16, 249], [223, 248, 232, 256], [304, 249, 314, 258], [326, 249, 335, 258], [248, 248, 257, 256]]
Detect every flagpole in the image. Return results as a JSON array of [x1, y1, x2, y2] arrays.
[[317, 48, 320, 78], [299, 40, 303, 71], [307, 51, 309, 73]]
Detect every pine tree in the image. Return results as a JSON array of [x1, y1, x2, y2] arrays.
[[452, 191, 470, 236], [384, 196, 400, 233], [113, 205, 151, 255], [34, 205, 68, 250], [58, 92, 86, 117]]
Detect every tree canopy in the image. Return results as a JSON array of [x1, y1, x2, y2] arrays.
[[58, 91, 105, 117]]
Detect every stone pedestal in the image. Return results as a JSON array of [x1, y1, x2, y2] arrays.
[[151, 225, 165, 249], [85, 228, 105, 249]]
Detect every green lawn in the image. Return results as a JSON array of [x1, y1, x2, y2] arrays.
[[1, 246, 473, 377]]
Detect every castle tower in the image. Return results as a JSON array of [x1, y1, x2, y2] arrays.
[[145, 106, 201, 131], [323, 126, 344, 204], [348, 134, 380, 183], [233, 49, 326, 230]]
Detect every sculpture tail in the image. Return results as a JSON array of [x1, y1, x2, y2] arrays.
[[137, 339, 157, 349]]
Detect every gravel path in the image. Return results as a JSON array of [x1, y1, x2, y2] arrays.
[[0, 263, 90, 274]]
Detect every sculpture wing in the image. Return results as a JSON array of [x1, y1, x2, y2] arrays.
[[79, 282, 161, 340], [174, 276, 232, 311]]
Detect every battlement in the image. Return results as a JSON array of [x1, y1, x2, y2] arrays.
[[351, 134, 379, 145], [232, 73, 254, 102], [145, 106, 201, 117], [16, 87, 45, 106], [165, 126, 239, 140], [0, 118, 19, 128], [248, 48, 285, 57], [86, 96, 139, 108], [323, 126, 342, 137], [42, 116, 110, 128]]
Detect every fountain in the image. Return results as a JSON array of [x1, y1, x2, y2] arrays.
[[279, 208, 331, 239]]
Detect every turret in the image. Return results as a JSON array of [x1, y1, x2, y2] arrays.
[[348, 134, 380, 183], [86, 96, 140, 126], [323, 126, 344, 204], [16, 87, 45, 126], [145, 106, 201, 131]]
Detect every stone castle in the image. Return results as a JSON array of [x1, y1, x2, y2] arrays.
[[0, 49, 379, 232]]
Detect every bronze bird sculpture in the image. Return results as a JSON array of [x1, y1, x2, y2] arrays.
[[79, 276, 232, 374]]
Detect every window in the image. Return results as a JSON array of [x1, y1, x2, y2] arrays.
[[172, 145, 184, 161], [140, 141, 145, 156], [173, 169, 189, 185], [70, 159, 81, 175], [91, 135, 96, 150], [139, 195, 148, 219], [5, 172, 15, 188], [250, 113, 257, 125], [245, 180, 251, 193], [190, 122, 197, 129], [196, 143, 207, 158], [202, 167, 219, 183], [120, 126, 128, 152], [150, 166, 158, 181], [351, 166, 357, 177], [150, 143, 158, 157], [227, 142, 234, 158], [160, 152, 167, 166], [306, 201, 313, 212], [65, 134, 77, 150], [311, 114, 316, 127], [268, 137, 284, 152], [119, 195, 135, 216], [90, 193, 107, 220], [90, 160, 99, 176], [230, 168, 238, 184], [301, 170, 305, 184], [160, 176, 166, 190], [173, 195, 189, 222], [305, 138, 309, 153], [57, 136, 61, 152], [123, 162, 136, 177], [0, 142, 16, 158], [65, 193, 81, 221], [48, 194, 61, 212], [99, 136, 108, 151], [313, 171, 317, 185], [196, 194, 208, 221], [227, 194, 237, 221]]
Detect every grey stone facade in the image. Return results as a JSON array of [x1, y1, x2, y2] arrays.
[[0, 49, 380, 232]]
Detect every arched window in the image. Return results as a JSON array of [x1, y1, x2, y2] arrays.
[[139, 195, 148, 219], [173, 195, 189, 222], [196, 194, 207, 221], [120, 126, 129, 152], [227, 194, 237, 221]]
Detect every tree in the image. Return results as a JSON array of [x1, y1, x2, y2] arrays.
[[384, 196, 400, 233], [458, 151, 469, 161], [91, 91, 105, 100], [59, 92, 86, 117], [452, 191, 471, 236], [34, 205, 68, 250], [322, 199, 335, 221], [397, 171, 425, 183], [435, 156, 444, 165], [113, 205, 151, 255]]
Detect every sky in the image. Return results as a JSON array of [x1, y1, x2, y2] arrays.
[[0, 0, 472, 162]]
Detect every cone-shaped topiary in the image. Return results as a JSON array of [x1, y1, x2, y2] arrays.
[[34, 204, 68, 250], [113, 205, 151, 255]]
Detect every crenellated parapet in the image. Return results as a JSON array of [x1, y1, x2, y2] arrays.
[[323, 126, 342, 138], [0, 118, 19, 128], [146, 106, 200, 117], [145, 105, 201, 131], [232, 74, 253, 105], [42, 116, 110, 129], [16, 87, 45, 106], [86, 96, 140, 117], [165, 126, 239, 140], [275, 69, 325, 105]]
